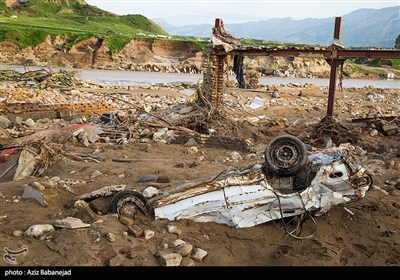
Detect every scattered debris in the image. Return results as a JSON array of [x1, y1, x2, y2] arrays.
[[143, 187, 159, 198]]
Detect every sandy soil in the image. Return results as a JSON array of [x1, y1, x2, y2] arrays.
[[0, 83, 399, 266]]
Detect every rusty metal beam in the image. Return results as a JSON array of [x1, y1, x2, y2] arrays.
[[333, 17, 342, 40], [336, 49, 400, 59], [216, 48, 400, 59], [325, 59, 345, 116]]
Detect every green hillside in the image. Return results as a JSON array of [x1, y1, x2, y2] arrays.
[[0, 0, 167, 50]]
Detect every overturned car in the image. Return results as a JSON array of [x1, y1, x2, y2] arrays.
[[109, 135, 372, 229]]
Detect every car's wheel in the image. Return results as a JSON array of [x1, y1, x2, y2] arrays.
[[108, 190, 150, 218], [264, 135, 307, 177]]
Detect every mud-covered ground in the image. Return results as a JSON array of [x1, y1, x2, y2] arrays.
[[0, 82, 399, 266]]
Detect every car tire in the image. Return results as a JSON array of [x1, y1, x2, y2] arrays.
[[264, 135, 308, 177], [108, 190, 150, 217]]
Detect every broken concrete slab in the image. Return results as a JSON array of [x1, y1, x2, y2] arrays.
[[13, 150, 37, 181], [174, 243, 193, 257], [54, 217, 90, 229], [25, 224, 55, 238], [22, 184, 48, 207], [74, 185, 126, 201]]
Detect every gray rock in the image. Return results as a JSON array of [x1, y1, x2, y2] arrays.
[[54, 217, 90, 229], [22, 184, 48, 207], [0, 115, 11, 128], [25, 224, 55, 238], [192, 248, 208, 262], [143, 186, 159, 198], [157, 253, 182, 266], [175, 243, 193, 257]]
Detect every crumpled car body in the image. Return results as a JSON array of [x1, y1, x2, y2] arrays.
[[110, 137, 372, 229]]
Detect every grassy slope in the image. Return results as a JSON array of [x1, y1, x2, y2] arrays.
[[0, 0, 166, 50]]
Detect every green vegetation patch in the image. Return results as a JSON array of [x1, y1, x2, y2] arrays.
[[105, 35, 131, 53]]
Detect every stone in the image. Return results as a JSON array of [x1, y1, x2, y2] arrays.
[[180, 257, 195, 267], [25, 224, 55, 238], [0, 115, 11, 128], [172, 239, 186, 247], [167, 224, 182, 236], [192, 248, 208, 262], [14, 116, 23, 126], [187, 146, 198, 155], [73, 206, 97, 224], [174, 243, 193, 257], [54, 217, 90, 229], [184, 138, 198, 147], [128, 225, 143, 237], [47, 176, 61, 187], [157, 253, 182, 266], [13, 230, 24, 237], [143, 187, 159, 198], [22, 184, 48, 207], [389, 160, 396, 169], [270, 91, 280, 98], [229, 151, 242, 161], [196, 156, 205, 162], [23, 118, 36, 128], [74, 200, 89, 209], [369, 129, 378, 137], [119, 217, 134, 227], [90, 170, 102, 179], [89, 196, 112, 214], [144, 230, 155, 240], [127, 249, 138, 259], [106, 232, 116, 243]]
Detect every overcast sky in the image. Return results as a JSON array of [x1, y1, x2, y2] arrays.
[[86, 0, 399, 26]]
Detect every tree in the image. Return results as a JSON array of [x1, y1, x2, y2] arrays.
[[396, 34, 400, 50]]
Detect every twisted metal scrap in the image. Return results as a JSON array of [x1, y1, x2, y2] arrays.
[[309, 116, 359, 147], [20, 140, 64, 177]]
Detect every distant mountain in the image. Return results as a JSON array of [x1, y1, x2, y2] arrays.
[[153, 6, 400, 48]]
